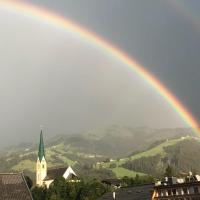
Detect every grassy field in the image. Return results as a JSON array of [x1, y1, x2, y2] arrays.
[[111, 167, 146, 178]]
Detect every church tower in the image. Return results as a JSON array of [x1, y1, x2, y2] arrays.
[[36, 130, 47, 186]]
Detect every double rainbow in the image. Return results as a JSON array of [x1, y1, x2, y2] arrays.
[[0, 1, 199, 135]]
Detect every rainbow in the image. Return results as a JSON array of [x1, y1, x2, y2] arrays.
[[0, 1, 199, 135]]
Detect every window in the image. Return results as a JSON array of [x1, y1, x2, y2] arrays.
[[189, 186, 194, 194], [194, 186, 199, 194], [177, 188, 182, 195], [168, 189, 172, 196], [160, 190, 165, 196], [158, 190, 161, 197], [42, 164, 44, 168], [162, 190, 167, 196], [175, 198, 183, 200], [172, 188, 177, 195], [183, 187, 188, 194]]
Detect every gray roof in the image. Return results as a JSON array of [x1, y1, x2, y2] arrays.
[[102, 179, 122, 186], [98, 184, 154, 200], [0, 172, 33, 200]]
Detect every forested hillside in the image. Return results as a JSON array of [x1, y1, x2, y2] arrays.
[[121, 137, 200, 177]]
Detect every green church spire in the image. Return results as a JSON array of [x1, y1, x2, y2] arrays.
[[38, 130, 45, 162]]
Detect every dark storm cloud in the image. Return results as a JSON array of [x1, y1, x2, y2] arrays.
[[0, 0, 198, 146], [26, 0, 200, 120]]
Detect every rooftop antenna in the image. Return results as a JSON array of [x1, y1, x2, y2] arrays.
[[113, 191, 116, 200]]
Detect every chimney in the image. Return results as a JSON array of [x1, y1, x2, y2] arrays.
[[113, 191, 116, 200]]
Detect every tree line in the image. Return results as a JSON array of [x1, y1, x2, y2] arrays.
[[31, 178, 108, 200]]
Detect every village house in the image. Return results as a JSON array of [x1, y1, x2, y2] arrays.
[[102, 178, 122, 188], [99, 172, 200, 200], [36, 131, 78, 188], [152, 172, 200, 200], [98, 184, 154, 200]]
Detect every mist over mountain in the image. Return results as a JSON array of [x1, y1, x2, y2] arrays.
[[45, 126, 192, 157], [1, 126, 192, 157], [0, 126, 193, 180]]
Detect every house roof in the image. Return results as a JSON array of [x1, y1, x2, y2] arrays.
[[98, 184, 154, 200], [38, 130, 45, 162], [0, 172, 33, 200], [44, 167, 68, 181], [102, 178, 122, 186], [155, 180, 200, 189]]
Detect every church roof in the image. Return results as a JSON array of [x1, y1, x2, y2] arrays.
[[38, 130, 45, 162], [44, 167, 68, 181], [0, 172, 33, 200]]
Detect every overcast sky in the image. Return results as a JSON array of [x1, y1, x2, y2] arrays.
[[0, 0, 199, 146]]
